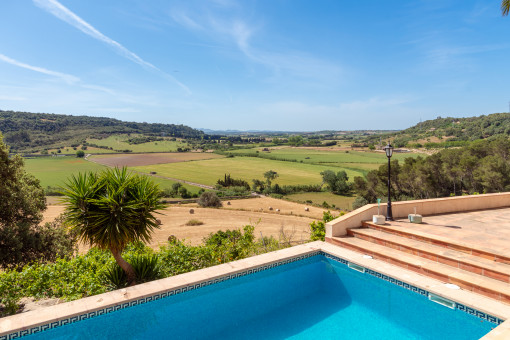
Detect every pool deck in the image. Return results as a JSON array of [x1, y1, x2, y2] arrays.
[[2, 241, 510, 339], [387, 207, 510, 255]]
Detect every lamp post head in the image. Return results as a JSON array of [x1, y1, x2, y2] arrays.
[[383, 143, 394, 158]]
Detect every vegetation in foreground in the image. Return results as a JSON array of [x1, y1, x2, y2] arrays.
[[0, 224, 303, 316], [61, 167, 166, 286]]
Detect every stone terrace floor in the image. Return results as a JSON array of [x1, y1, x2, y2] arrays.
[[389, 207, 510, 254]]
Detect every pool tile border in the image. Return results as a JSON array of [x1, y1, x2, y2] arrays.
[[0, 245, 506, 339]]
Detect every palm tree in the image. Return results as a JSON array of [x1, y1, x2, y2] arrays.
[[61, 167, 165, 286], [503, 0, 510, 15]]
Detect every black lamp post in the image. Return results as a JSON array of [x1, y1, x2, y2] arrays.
[[383, 143, 394, 221]]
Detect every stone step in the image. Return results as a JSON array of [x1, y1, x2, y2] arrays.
[[362, 221, 510, 265], [348, 228, 510, 283], [329, 236, 510, 304]]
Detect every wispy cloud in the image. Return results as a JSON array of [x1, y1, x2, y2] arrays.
[[33, 0, 191, 94], [0, 95, 27, 101], [170, 5, 341, 83], [0, 53, 79, 84], [425, 43, 509, 68], [0, 53, 124, 97]]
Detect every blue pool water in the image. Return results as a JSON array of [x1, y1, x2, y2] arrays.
[[22, 254, 497, 339]]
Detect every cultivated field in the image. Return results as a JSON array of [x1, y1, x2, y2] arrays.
[[23, 156, 197, 192], [131, 157, 364, 187], [24, 157, 106, 188], [285, 192, 356, 210], [86, 135, 186, 153], [229, 146, 422, 165], [90, 152, 223, 167], [42, 197, 329, 249]]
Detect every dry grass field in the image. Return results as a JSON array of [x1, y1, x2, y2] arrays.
[[42, 197, 330, 250]]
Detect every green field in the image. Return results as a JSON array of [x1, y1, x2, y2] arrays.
[[87, 135, 186, 153], [146, 176, 201, 194], [24, 156, 107, 188], [229, 147, 422, 165], [132, 157, 365, 187], [285, 192, 356, 211], [23, 156, 198, 194], [226, 147, 425, 176]]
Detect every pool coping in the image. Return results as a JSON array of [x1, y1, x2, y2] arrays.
[[2, 241, 510, 339]]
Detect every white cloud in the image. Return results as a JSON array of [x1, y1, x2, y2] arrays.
[[34, 0, 191, 94], [0, 95, 27, 101], [0, 53, 79, 84]]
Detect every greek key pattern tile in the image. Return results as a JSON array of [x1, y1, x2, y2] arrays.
[[457, 303, 504, 325], [3, 251, 322, 339]]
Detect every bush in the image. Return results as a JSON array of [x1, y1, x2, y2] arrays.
[[0, 215, 77, 269], [197, 191, 222, 208], [76, 150, 85, 158], [185, 219, 204, 226], [104, 254, 162, 289], [310, 211, 341, 241], [352, 196, 369, 210]]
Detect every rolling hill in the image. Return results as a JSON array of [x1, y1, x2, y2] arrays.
[[0, 110, 204, 152]]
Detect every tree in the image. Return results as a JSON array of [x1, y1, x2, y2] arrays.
[[197, 191, 222, 207], [0, 133, 48, 268], [263, 170, 278, 187], [76, 150, 85, 158], [320, 170, 351, 195], [61, 167, 165, 285], [503, 0, 510, 15]]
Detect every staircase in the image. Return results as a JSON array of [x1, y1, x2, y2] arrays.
[[327, 221, 510, 304]]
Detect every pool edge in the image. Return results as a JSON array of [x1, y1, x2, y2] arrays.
[[2, 241, 510, 339]]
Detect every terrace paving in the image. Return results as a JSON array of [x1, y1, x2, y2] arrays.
[[328, 207, 510, 307], [386, 207, 510, 255]]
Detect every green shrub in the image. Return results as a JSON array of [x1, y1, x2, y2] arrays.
[[104, 254, 162, 289], [310, 211, 341, 241], [352, 196, 369, 210], [185, 219, 204, 226], [197, 191, 222, 208], [0, 215, 77, 269], [0, 271, 22, 316], [104, 264, 127, 289]]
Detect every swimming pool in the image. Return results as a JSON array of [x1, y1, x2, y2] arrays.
[[11, 251, 500, 340]]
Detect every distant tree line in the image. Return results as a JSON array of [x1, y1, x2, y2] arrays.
[[0, 110, 204, 152], [364, 112, 510, 148]]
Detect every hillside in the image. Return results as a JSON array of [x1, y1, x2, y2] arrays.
[[364, 112, 510, 148], [0, 110, 204, 152]]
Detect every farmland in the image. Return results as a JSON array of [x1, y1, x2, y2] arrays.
[[42, 197, 328, 248], [90, 152, 223, 167], [228, 146, 422, 165], [23, 156, 199, 193], [86, 135, 186, 153], [24, 156, 107, 188], [131, 157, 365, 187], [285, 192, 356, 210]]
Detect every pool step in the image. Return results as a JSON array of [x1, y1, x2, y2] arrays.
[[329, 236, 510, 304], [347, 228, 510, 284], [362, 221, 510, 265]]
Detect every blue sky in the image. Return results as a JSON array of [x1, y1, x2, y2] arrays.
[[0, 0, 508, 131]]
